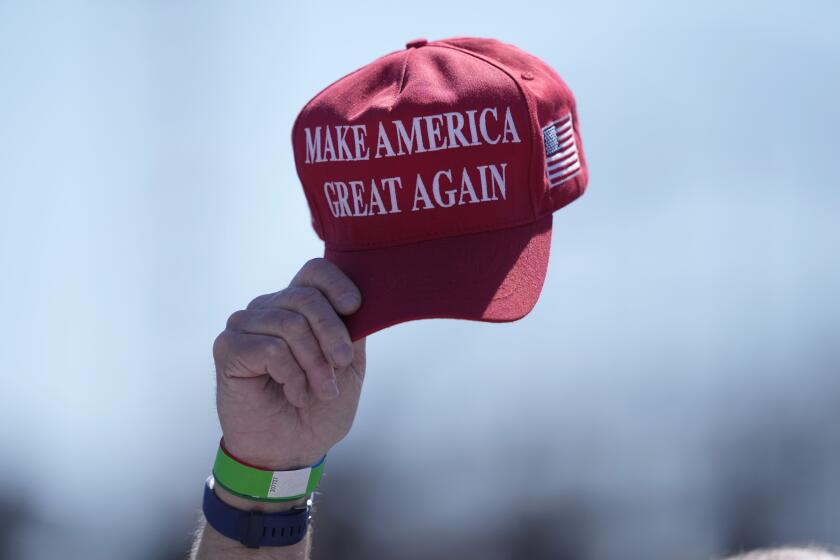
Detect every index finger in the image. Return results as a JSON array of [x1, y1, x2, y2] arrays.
[[290, 258, 361, 316]]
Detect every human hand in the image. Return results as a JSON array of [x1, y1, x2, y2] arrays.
[[212, 258, 366, 471]]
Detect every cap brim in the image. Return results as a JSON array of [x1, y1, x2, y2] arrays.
[[324, 214, 553, 340]]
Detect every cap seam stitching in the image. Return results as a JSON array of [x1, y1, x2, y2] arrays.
[[396, 49, 413, 97], [323, 213, 546, 252]]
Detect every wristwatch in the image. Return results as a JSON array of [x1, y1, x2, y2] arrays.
[[202, 476, 312, 548]]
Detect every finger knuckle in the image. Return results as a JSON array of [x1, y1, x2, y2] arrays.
[[212, 331, 232, 361], [289, 286, 323, 308], [302, 257, 327, 273], [264, 337, 289, 360], [279, 310, 309, 334], [265, 340, 297, 374], [225, 309, 248, 329], [310, 310, 337, 331], [311, 354, 333, 372], [247, 293, 271, 309]]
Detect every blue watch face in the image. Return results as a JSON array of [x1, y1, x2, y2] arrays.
[[202, 478, 311, 548]]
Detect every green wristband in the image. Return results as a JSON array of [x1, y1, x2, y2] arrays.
[[212, 444, 326, 502]]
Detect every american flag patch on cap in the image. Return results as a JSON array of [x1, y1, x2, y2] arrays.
[[542, 114, 581, 188]]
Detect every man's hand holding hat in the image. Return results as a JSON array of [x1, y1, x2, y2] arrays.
[[212, 258, 366, 472]]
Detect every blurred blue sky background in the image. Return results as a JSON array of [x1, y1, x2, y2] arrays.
[[0, 1, 838, 559]]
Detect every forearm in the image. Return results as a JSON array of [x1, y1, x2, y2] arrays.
[[191, 486, 313, 560]]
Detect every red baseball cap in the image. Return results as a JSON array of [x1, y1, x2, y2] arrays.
[[291, 37, 588, 340]]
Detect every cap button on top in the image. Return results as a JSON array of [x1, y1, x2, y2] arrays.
[[405, 38, 428, 49]]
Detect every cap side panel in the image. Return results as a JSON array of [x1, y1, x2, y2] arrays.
[[438, 37, 588, 215], [550, 111, 588, 211], [532, 62, 588, 212]]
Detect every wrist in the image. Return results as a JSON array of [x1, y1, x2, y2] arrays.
[[222, 435, 327, 472]]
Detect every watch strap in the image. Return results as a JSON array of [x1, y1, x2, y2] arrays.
[[203, 477, 310, 548]]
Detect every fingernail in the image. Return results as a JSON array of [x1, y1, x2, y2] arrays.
[[331, 343, 353, 365], [321, 378, 340, 399], [338, 293, 360, 310]]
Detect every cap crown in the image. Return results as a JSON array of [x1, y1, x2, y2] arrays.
[[292, 37, 587, 251]]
